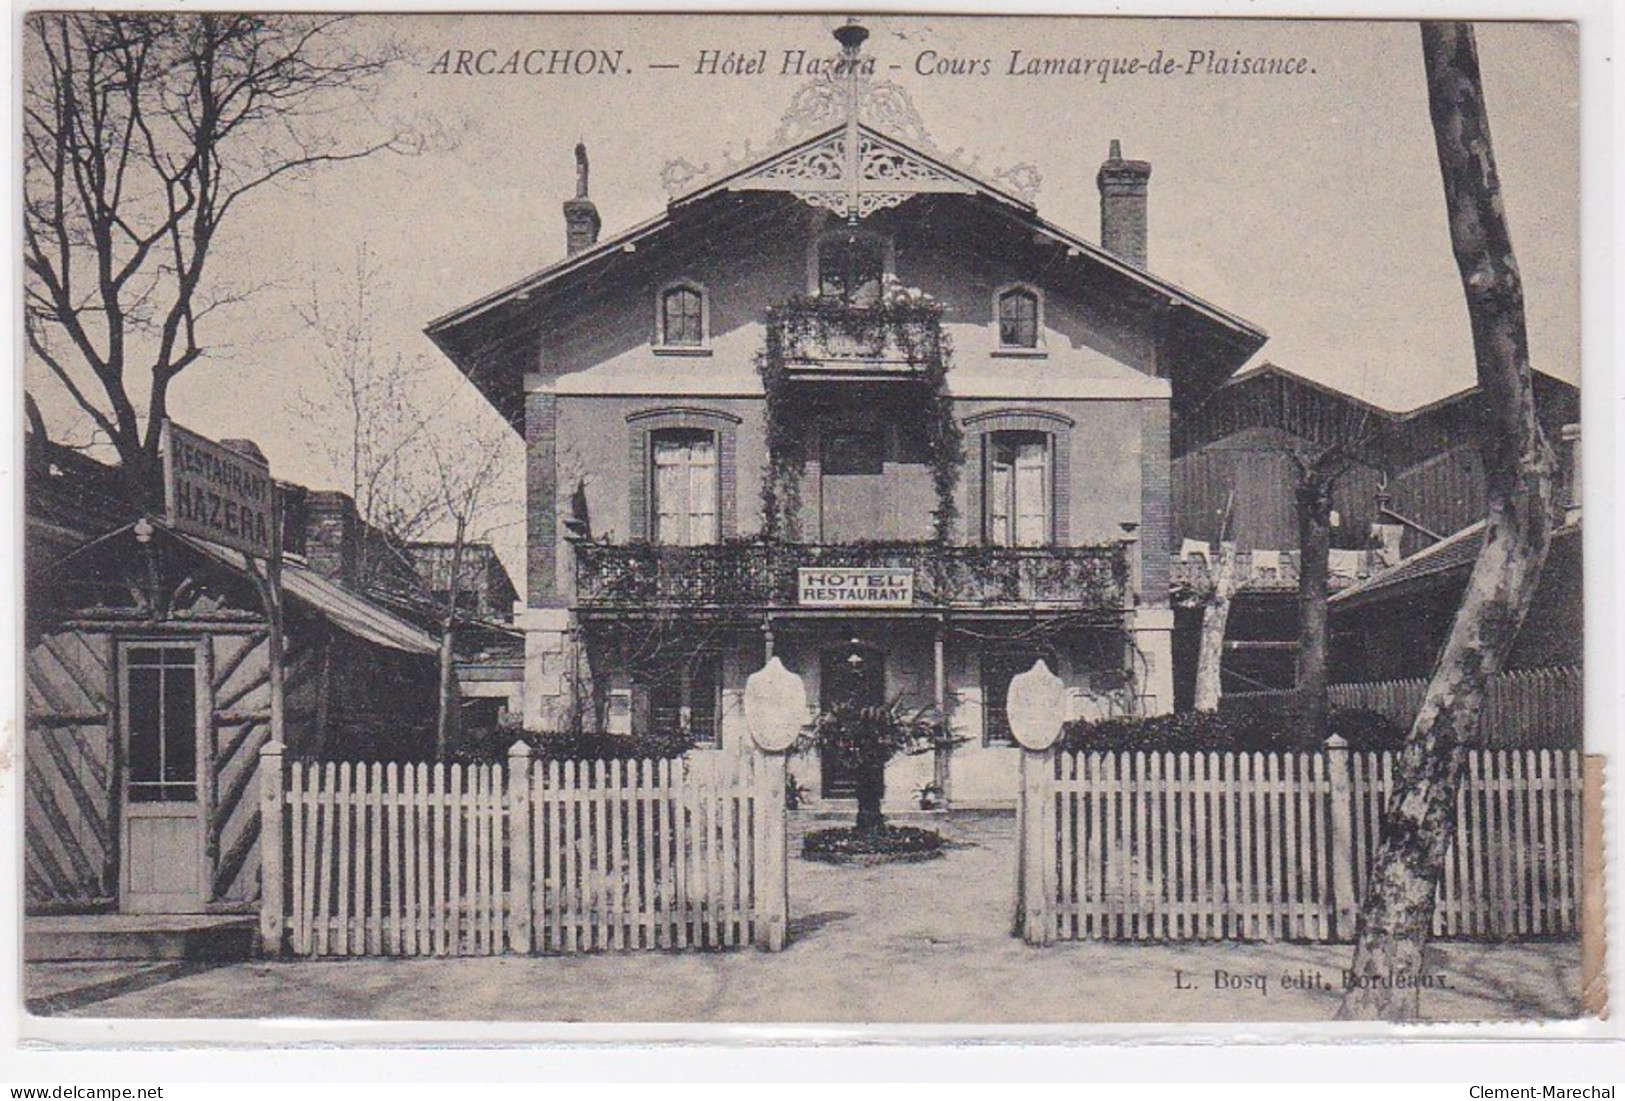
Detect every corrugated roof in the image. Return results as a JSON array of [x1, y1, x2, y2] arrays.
[[177, 532, 439, 655]]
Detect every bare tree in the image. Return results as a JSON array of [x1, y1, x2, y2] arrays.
[[1188, 408, 1373, 719], [418, 415, 518, 758], [302, 251, 520, 754], [1191, 494, 1236, 712], [297, 245, 440, 588], [1287, 422, 1373, 741], [23, 13, 406, 501], [1339, 21, 1557, 1020]]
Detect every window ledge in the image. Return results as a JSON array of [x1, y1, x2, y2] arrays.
[[652, 345, 713, 357], [991, 347, 1049, 359]]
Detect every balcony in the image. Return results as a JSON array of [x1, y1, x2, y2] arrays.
[[574, 541, 1130, 614], [768, 297, 943, 382]]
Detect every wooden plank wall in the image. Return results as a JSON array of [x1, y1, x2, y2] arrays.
[[1225, 665, 1583, 750], [24, 632, 116, 909]]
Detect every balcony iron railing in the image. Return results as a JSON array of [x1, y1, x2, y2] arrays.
[[574, 541, 1130, 612], [1167, 548, 1387, 594], [769, 298, 942, 380]]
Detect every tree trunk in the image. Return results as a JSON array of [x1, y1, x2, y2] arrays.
[[435, 520, 467, 760], [1338, 21, 1556, 1020], [1295, 473, 1333, 742], [1192, 541, 1239, 711], [854, 763, 886, 834]]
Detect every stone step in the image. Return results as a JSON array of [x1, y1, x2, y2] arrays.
[[26, 914, 258, 962]]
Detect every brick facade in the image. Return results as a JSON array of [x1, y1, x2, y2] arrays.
[[526, 388, 560, 607], [1139, 399, 1172, 606]]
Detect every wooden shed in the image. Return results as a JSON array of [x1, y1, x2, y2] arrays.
[[25, 513, 439, 917]]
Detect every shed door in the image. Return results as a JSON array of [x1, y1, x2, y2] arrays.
[[120, 643, 206, 914]]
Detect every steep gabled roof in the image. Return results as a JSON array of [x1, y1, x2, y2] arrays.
[[425, 121, 1267, 423]]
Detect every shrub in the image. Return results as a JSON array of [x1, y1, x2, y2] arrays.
[[1059, 704, 1406, 755]]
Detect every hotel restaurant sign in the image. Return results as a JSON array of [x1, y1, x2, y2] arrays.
[[161, 420, 276, 558], [797, 567, 914, 608]]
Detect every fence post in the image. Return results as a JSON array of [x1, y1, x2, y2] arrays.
[[507, 739, 536, 955], [1581, 754, 1607, 1015], [754, 745, 789, 951], [258, 739, 287, 956], [743, 657, 804, 952], [1324, 734, 1356, 939], [1019, 746, 1055, 946]]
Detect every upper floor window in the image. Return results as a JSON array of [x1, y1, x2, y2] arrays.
[[650, 428, 719, 546], [817, 233, 885, 305], [997, 286, 1041, 349], [987, 431, 1052, 547], [659, 283, 705, 347]]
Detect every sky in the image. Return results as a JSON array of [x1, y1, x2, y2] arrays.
[[24, 15, 1582, 584]]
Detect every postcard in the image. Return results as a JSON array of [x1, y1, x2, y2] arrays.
[[15, 11, 1605, 1039]]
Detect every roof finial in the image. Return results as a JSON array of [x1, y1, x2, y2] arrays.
[[833, 16, 869, 56], [1108, 138, 1122, 161], [574, 141, 590, 199]]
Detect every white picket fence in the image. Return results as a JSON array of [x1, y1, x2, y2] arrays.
[[1018, 743, 1583, 944], [258, 744, 787, 957]]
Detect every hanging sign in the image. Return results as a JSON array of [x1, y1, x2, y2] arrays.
[[161, 420, 276, 558], [797, 567, 913, 607]]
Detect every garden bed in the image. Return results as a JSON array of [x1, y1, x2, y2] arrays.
[[801, 825, 946, 865]]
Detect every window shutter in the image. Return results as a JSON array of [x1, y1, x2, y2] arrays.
[[989, 443, 1014, 548], [1014, 438, 1050, 547], [687, 435, 719, 544], [653, 437, 686, 545]]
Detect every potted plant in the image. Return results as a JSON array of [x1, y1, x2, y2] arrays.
[[800, 698, 962, 863]]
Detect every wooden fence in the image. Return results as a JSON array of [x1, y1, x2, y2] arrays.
[[1018, 742, 1583, 944], [259, 742, 788, 957], [1223, 665, 1582, 748]]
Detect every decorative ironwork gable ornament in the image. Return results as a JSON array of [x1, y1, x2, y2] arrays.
[[661, 17, 1041, 220]]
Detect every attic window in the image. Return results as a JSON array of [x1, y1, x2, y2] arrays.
[[657, 283, 706, 349], [997, 286, 1041, 349]]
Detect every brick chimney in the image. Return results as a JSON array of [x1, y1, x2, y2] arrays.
[[1097, 139, 1151, 269], [301, 490, 361, 584], [563, 142, 601, 257]]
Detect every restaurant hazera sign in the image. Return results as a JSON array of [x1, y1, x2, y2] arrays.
[[161, 419, 276, 558]]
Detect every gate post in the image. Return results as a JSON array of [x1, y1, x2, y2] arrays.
[[1018, 747, 1055, 945], [507, 738, 537, 954], [1324, 734, 1357, 939], [753, 747, 790, 951], [257, 739, 287, 956], [1007, 660, 1066, 946], [744, 657, 806, 952]]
